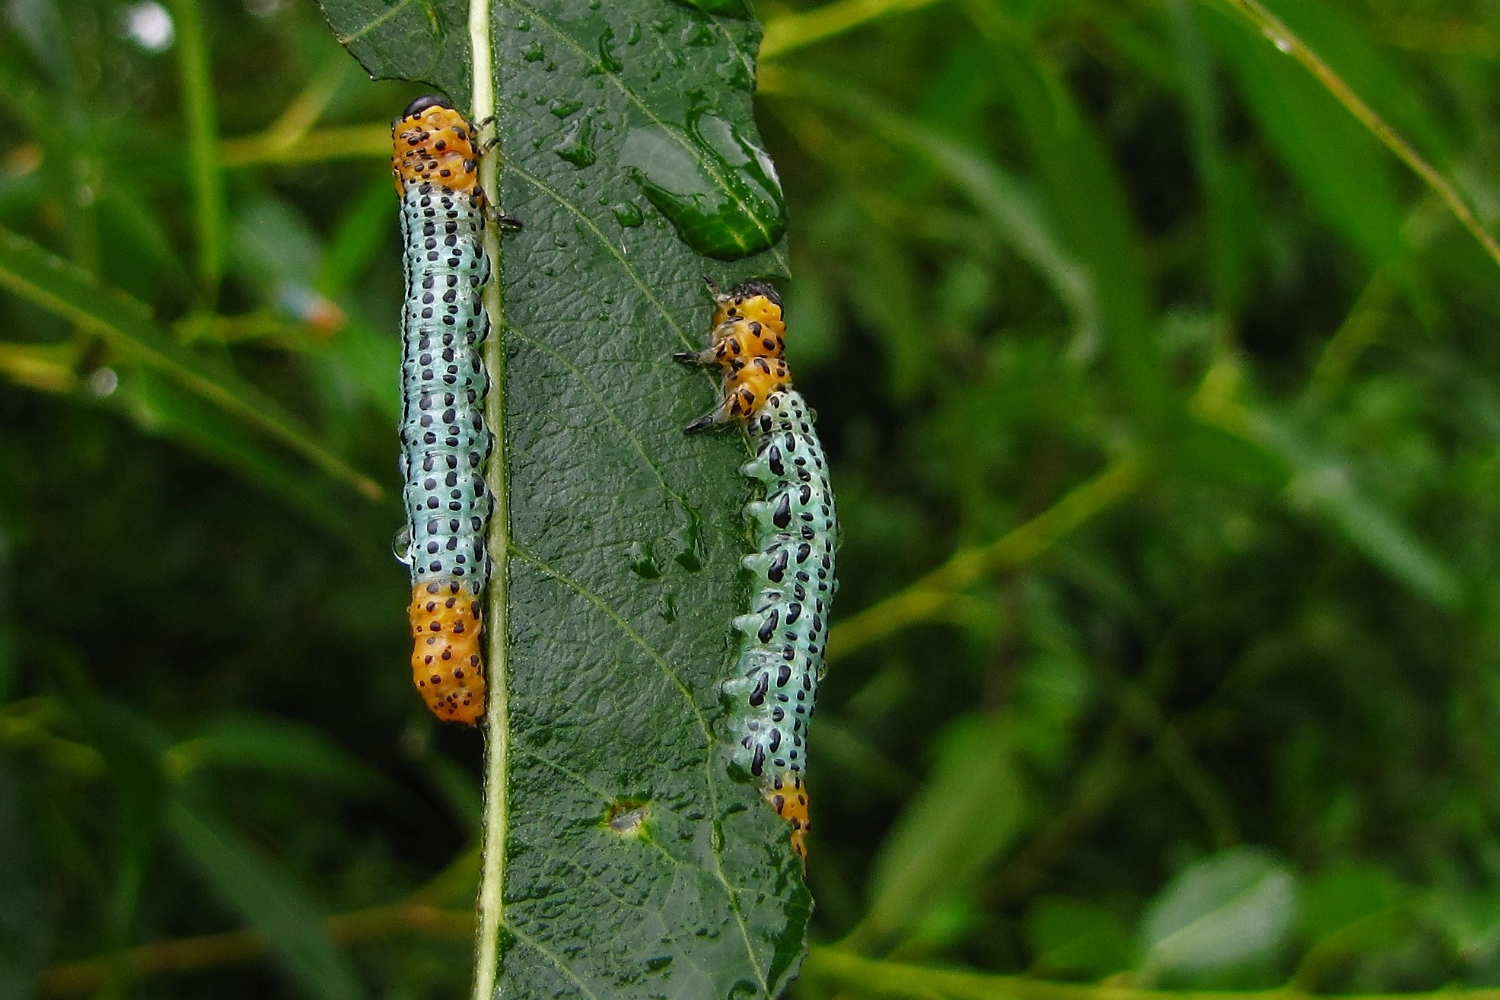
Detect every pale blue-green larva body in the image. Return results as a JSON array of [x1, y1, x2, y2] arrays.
[[680, 282, 837, 857], [729, 389, 837, 842], [393, 96, 493, 724]]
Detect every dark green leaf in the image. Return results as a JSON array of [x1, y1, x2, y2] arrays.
[[317, 0, 809, 995]]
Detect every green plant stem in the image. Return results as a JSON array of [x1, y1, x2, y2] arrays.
[[471, 0, 510, 996], [39, 903, 473, 997], [167, 0, 224, 302], [801, 948, 1500, 1000], [826, 455, 1143, 662], [219, 124, 389, 167], [1206, 0, 1500, 273]]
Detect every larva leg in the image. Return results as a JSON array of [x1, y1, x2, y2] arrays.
[[684, 400, 734, 435], [673, 347, 717, 367], [483, 206, 524, 231]]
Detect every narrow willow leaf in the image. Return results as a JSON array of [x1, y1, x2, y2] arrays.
[[1204, 6, 1411, 276], [976, 21, 1172, 427], [1138, 847, 1299, 986], [864, 715, 1026, 945], [170, 802, 365, 1000], [318, 0, 810, 997], [0, 225, 382, 502]]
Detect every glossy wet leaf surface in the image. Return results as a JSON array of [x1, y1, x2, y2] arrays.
[[317, 0, 807, 996]]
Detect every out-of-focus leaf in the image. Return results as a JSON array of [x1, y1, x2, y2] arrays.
[[167, 712, 385, 794], [111, 368, 362, 538], [0, 752, 51, 1000], [65, 700, 171, 960], [0, 225, 381, 500], [318, 178, 393, 297], [1248, 407, 1462, 608], [1204, 4, 1410, 276], [169, 801, 365, 1000], [864, 714, 1026, 943], [1026, 896, 1132, 979], [1138, 846, 1299, 985], [979, 22, 1170, 426], [1256, 0, 1451, 165], [1301, 865, 1405, 944], [772, 73, 1099, 353], [1193, 374, 1463, 608], [1296, 864, 1407, 983]]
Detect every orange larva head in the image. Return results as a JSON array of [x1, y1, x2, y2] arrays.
[[710, 280, 785, 335], [392, 95, 481, 198], [408, 582, 486, 724]]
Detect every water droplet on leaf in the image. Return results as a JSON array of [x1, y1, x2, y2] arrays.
[[668, 497, 704, 571], [598, 26, 624, 72], [554, 116, 597, 168], [627, 541, 661, 579], [618, 111, 786, 260], [612, 202, 644, 227]]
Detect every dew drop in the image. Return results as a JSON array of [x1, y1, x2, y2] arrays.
[[596, 25, 624, 73], [554, 115, 597, 168], [1263, 26, 1293, 52], [549, 98, 583, 119], [657, 592, 678, 623], [523, 41, 546, 62], [618, 111, 786, 260], [392, 525, 413, 567], [627, 541, 661, 579], [88, 367, 118, 397], [680, 20, 715, 46], [611, 201, 644, 227], [668, 496, 704, 571], [717, 51, 754, 91]]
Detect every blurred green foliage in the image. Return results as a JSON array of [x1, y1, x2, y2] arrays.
[[5, 0, 1500, 996]]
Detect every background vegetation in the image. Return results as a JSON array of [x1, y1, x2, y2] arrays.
[[5, 0, 1500, 996]]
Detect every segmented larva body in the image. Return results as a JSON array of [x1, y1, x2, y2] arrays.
[[681, 281, 837, 858], [392, 96, 493, 724]]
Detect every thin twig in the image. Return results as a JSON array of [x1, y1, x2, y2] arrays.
[[827, 455, 1143, 662], [1209, 0, 1500, 273], [40, 904, 473, 997]]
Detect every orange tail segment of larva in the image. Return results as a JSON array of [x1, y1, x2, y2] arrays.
[[767, 774, 811, 860], [408, 582, 487, 725]]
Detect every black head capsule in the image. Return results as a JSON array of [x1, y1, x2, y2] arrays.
[[403, 94, 455, 119]]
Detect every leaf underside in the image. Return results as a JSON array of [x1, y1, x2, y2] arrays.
[[316, 0, 809, 997]]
